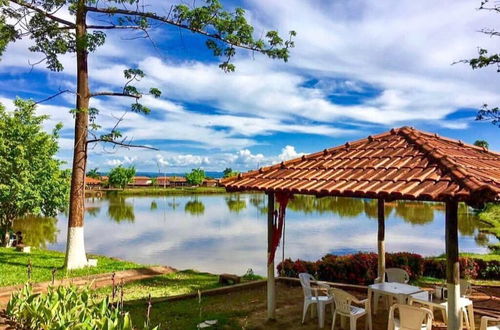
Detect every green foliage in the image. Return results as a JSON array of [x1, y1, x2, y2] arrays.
[[185, 168, 206, 186], [222, 167, 239, 178], [108, 166, 136, 188], [0, 16, 17, 59], [473, 139, 489, 149], [466, 1, 499, 126], [0, 99, 69, 244], [5, 284, 156, 330], [87, 168, 101, 179]]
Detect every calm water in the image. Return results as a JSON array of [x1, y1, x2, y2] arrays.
[[13, 193, 496, 276]]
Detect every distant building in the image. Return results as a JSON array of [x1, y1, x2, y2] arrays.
[[129, 176, 152, 187], [156, 176, 170, 187], [202, 179, 219, 187], [168, 176, 188, 187], [85, 176, 102, 189]]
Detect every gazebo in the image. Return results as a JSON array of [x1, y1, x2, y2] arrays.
[[222, 126, 500, 329]]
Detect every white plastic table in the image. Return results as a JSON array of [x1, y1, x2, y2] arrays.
[[366, 282, 424, 330]]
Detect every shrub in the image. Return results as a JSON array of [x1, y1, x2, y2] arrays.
[[386, 252, 424, 280], [317, 253, 378, 285], [277, 252, 499, 284], [277, 258, 317, 277], [6, 284, 158, 330]]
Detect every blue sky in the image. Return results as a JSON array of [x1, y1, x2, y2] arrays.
[[0, 0, 499, 173]]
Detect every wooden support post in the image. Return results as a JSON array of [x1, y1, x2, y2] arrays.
[[377, 199, 386, 283], [267, 192, 276, 320], [446, 200, 460, 330]]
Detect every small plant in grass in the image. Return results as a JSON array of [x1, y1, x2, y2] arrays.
[[5, 284, 159, 329]]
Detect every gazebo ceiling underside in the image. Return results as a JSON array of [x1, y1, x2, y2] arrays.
[[222, 127, 500, 205]]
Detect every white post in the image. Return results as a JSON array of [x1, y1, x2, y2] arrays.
[[446, 201, 460, 330], [267, 192, 276, 320]]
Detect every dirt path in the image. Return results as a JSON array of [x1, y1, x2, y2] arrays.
[[0, 266, 175, 307]]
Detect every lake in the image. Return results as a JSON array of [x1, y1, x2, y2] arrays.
[[13, 193, 496, 276]]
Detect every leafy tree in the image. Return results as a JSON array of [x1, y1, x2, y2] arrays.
[[108, 166, 136, 189], [86, 168, 101, 179], [474, 139, 489, 149], [0, 0, 294, 268], [186, 168, 206, 186], [0, 99, 69, 246], [464, 0, 499, 126], [223, 167, 239, 178]]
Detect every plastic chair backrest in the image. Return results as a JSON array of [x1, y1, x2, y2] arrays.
[[389, 304, 433, 330], [386, 268, 410, 283], [331, 288, 354, 315], [460, 279, 472, 296], [299, 273, 315, 299]]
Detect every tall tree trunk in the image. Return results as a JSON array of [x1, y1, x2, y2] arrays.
[[65, 5, 89, 269], [2, 223, 10, 247]]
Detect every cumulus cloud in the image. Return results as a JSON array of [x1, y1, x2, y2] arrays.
[[278, 145, 305, 162], [1, 0, 499, 171]]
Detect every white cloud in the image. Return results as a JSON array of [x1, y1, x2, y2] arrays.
[[278, 145, 305, 162]]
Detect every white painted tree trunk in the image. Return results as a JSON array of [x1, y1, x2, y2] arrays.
[[65, 226, 88, 269], [447, 283, 461, 329]]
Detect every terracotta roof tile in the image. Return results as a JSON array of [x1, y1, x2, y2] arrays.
[[222, 127, 500, 204]]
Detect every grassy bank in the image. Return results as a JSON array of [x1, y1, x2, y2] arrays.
[[105, 186, 227, 196], [0, 247, 143, 287], [94, 270, 221, 301]]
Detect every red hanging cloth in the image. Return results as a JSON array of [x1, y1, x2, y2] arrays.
[[268, 192, 293, 265]]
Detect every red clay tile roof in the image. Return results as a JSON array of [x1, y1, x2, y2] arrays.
[[85, 176, 102, 185], [222, 127, 500, 204]]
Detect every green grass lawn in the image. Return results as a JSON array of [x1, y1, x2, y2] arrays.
[[0, 247, 143, 287], [125, 286, 255, 329], [94, 270, 222, 301]]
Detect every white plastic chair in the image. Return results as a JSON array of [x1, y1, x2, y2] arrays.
[[408, 279, 474, 329], [299, 273, 334, 328], [331, 287, 368, 330], [373, 268, 410, 313], [387, 303, 433, 330], [480, 316, 500, 330]]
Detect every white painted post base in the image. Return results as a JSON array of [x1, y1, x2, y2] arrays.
[[65, 226, 88, 270], [267, 260, 276, 320], [447, 283, 460, 330]]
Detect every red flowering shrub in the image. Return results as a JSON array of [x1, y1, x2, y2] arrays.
[[386, 252, 424, 280], [277, 253, 499, 284], [277, 258, 317, 277]]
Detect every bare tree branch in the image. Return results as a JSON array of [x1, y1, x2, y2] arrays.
[[86, 24, 146, 30], [35, 89, 73, 104], [9, 0, 76, 27], [86, 138, 158, 150], [90, 92, 141, 99]]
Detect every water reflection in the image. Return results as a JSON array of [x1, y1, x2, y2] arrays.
[[38, 193, 495, 275], [185, 199, 205, 216], [107, 195, 135, 223], [225, 194, 247, 213], [13, 216, 58, 248]]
